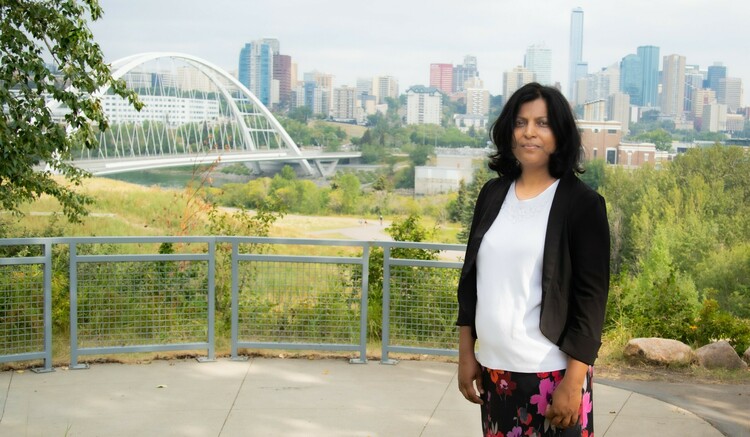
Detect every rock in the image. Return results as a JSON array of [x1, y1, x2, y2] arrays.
[[744, 346, 750, 366], [696, 341, 748, 370], [623, 338, 696, 366]]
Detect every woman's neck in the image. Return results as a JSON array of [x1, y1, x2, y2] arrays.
[[515, 169, 557, 200]]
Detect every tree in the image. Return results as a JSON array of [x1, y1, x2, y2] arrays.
[[1, 1, 140, 221]]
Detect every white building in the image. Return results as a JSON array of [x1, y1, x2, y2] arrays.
[[414, 148, 486, 195], [101, 94, 219, 125], [465, 88, 490, 116], [718, 77, 743, 113], [524, 43, 552, 85], [406, 86, 442, 125], [454, 114, 489, 132], [725, 113, 745, 133], [372, 75, 399, 104], [332, 86, 357, 120], [702, 103, 728, 132]]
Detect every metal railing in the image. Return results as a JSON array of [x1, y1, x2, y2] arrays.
[[0, 236, 466, 369]]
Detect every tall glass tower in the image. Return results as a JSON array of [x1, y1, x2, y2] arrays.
[[637, 45, 660, 108], [706, 63, 727, 92], [620, 54, 643, 106], [525, 44, 552, 85], [568, 7, 584, 98], [238, 40, 274, 106]]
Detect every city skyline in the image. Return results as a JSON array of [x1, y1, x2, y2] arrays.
[[90, 0, 749, 106]]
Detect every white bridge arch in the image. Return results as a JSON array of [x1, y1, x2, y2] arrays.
[[55, 52, 328, 175]]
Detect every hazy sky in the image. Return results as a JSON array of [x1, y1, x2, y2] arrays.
[[90, 0, 749, 105]]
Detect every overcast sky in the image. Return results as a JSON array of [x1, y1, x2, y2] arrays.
[[90, 0, 749, 106]]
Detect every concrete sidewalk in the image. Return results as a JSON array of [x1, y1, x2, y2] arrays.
[[0, 358, 730, 437]]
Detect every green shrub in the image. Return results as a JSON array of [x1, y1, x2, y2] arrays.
[[692, 297, 750, 355]]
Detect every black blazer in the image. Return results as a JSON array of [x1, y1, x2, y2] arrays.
[[456, 171, 610, 365]]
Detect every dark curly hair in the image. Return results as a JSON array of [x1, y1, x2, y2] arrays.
[[488, 82, 583, 179]]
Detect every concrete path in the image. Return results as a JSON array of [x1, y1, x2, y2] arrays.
[[0, 358, 735, 437]]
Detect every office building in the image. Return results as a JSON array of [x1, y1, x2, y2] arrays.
[[637, 45, 660, 107], [568, 7, 585, 98], [304, 70, 334, 113], [620, 54, 643, 106], [579, 63, 620, 104], [683, 65, 704, 114], [660, 54, 686, 118], [406, 85, 442, 125], [726, 114, 744, 133], [608, 92, 631, 134], [702, 103, 727, 132], [331, 86, 357, 120], [453, 55, 479, 92], [176, 67, 214, 93], [692, 88, 717, 127], [718, 77, 743, 112], [706, 63, 727, 92], [430, 63, 454, 95], [583, 100, 607, 121], [525, 44, 552, 85], [356, 78, 372, 96], [101, 94, 219, 125], [465, 87, 490, 116], [238, 39, 275, 106], [372, 75, 399, 104], [503, 66, 535, 101], [273, 54, 292, 109]]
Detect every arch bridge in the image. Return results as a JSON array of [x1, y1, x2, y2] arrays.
[[49, 52, 358, 177]]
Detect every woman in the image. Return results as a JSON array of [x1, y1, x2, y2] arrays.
[[456, 82, 609, 436]]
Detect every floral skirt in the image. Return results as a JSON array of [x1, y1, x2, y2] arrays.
[[479, 366, 594, 437]]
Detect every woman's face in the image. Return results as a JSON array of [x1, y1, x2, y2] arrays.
[[512, 98, 556, 173]]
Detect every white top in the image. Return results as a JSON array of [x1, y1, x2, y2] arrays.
[[475, 179, 568, 372]]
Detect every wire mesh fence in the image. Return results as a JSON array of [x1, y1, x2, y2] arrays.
[[236, 261, 363, 344], [0, 264, 46, 356], [387, 264, 461, 349], [0, 237, 467, 369], [75, 260, 210, 348]]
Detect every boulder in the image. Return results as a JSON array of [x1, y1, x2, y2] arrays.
[[623, 337, 696, 366], [744, 346, 750, 366], [696, 341, 748, 370]]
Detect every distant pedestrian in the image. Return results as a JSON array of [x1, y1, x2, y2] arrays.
[[456, 82, 610, 436], [379, 215, 383, 226]]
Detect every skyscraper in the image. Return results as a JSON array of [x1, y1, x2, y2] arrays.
[[453, 56, 478, 93], [619, 53, 642, 106], [637, 45, 660, 107], [568, 7, 584, 98], [238, 39, 276, 106], [430, 63, 454, 95], [273, 54, 292, 109], [660, 54, 686, 118], [525, 44, 552, 85], [504, 66, 535, 100], [706, 63, 727, 92], [684, 65, 704, 114], [718, 77, 743, 112]]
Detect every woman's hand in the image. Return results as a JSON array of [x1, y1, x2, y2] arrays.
[[458, 326, 484, 404], [545, 358, 587, 428]]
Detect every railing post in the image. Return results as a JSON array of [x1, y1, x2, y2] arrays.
[[199, 238, 216, 362], [381, 245, 397, 364], [32, 241, 54, 373], [230, 239, 245, 360], [350, 243, 368, 364], [69, 242, 87, 369]]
